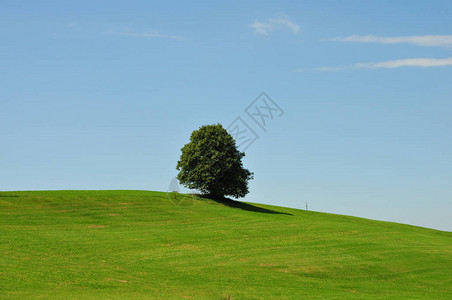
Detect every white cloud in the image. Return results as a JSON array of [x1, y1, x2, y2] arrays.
[[250, 14, 300, 36], [355, 57, 452, 69], [331, 35, 452, 47], [294, 57, 452, 72], [250, 21, 273, 36], [120, 29, 184, 40]]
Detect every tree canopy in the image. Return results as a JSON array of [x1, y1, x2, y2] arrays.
[[176, 124, 253, 198]]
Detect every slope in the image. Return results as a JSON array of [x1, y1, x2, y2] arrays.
[[1, 190, 451, 299]]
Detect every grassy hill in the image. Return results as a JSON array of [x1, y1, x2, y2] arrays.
[[1, 190, 451, 299]]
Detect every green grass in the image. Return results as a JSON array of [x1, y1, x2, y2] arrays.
[[1, 190, 451, 299]]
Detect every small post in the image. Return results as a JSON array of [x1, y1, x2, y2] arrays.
[[305, 201, 308, 211]]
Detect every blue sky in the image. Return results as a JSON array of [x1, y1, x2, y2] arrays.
[[1, 1, 451, 230]]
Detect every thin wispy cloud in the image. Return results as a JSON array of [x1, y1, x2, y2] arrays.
[[250, 14, 300, 36], [355, 57, 452, 69], [119, 29, 184, 40], [294, 57, 452, 72], [331, 35, 452, 47]]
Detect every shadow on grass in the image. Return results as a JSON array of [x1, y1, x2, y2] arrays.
[[198, 194, 293, 216], [0, 194, 20, 197]]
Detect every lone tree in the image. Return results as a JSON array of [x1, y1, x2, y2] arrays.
[[176, 124, 253, 199]]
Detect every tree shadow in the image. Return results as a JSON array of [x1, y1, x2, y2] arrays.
[[198, 194, 293, 216], [0, 194, 20, 197]]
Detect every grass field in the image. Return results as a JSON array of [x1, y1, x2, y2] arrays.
[[1, 190, 451, 299]]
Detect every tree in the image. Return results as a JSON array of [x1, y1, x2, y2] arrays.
[[176, 124, 253, 199]]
